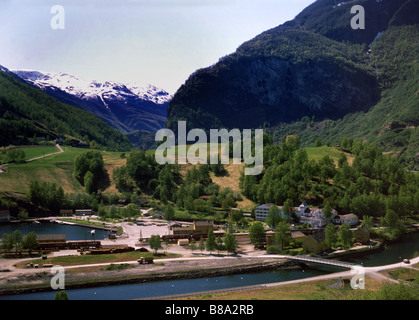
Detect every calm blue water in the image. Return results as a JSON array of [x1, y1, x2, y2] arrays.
[[346, 232, 419, 267], [0, 267, 334, 300], [0, 221, 109, 240]]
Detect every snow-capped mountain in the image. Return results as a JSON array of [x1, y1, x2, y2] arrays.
[[12, 70, 172, 134]]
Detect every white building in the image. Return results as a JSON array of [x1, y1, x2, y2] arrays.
[[255, 204, 285, 222], [296, 202, 337, 220], [255, 202, 338, 228], [299, 216, 327, 228], [296, 202, 337, 228]]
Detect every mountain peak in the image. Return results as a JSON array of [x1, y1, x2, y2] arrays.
[[12, 70, 172, 105], [12, 69, 172, 134]]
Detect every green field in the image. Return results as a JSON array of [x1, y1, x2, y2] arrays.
[[0, 146, 125, 194], [18, 145, 61, 161], [304, 146, 354, 165], [0, 144, 351, 198]]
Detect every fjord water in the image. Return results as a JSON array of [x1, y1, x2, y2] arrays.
[[0, 267, 334, 300], [0, 221, 110, 241], [345, 232, 419, 267]]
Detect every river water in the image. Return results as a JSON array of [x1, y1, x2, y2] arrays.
[[1, 222, 418, 300]]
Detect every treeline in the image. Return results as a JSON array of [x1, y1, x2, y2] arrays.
[[240, 136, 419, 221], [1, 230, 39, 255], [27, 180, 142, 219]]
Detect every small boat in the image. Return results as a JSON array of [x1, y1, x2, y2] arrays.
[[91, 230, 95, 235], [33, 220, 40, 224]]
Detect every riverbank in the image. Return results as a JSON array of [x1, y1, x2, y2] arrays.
[[0, 257, 294, 296]]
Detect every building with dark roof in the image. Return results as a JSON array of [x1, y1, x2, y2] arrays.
[[302, 231, 330, 254]]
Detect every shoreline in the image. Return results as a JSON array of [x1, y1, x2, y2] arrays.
[[0, 258, 295, 297]]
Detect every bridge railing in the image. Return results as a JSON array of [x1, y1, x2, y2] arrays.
[[290, 255, 358, 269]]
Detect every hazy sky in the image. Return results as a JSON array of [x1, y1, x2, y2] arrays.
[[0, 0, 314, 94]]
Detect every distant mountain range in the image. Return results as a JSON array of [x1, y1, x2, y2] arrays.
[[0, 65, 133, 151], [166, 0, 419, 168], [13, 70, 172, 134]]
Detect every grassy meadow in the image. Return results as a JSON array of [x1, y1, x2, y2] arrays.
[[0, 146, 126, 195], [0, 144, 352, 207]]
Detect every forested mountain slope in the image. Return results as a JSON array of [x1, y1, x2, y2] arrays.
[[166, 0, 419, 168]]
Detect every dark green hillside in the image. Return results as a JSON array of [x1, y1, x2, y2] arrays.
[[167, 27, 379, 131], [292, 0, 410, 44], [268, 24, 419, 168], [0, 70, 133, 152], [166, 0, 418, 168]]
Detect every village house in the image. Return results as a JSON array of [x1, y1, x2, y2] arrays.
[[302, 230, 330, 254], [295, 202, 337, 228], [0, 210, 10, 223], [299, 216, 327, 228], [255, 203, 290, 222], [255, 203, 276, 221], [36, 234, 67, 245], [172, 220, 214, 235], [296, 202, 337, 220], [266, 230, 306, 246], [333, 214, 359, 227], [352, 225, 370, 244], [75, 209, 93, 216]]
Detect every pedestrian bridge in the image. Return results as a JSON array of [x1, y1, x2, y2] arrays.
[[287, 255, 358, 269]]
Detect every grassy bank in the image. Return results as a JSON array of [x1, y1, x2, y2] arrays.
[[16, 252, 180, 268]]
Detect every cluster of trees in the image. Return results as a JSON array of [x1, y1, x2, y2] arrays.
[[148, 227, 239, 256], [0, 148, 25, 164], [27, 176, 142, 219], [1, 230, 39, 254], [240, 137, 419, 232], [96, 203, 141, 220], [188, 228, 238, 255], [28, 150, 111, 212], [112, 150, 237, 217], [324, 223, 354, 250], [74, 151, 110, 194], [28, 181, 65, 212]]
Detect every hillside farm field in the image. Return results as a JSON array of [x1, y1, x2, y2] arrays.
[[0, 144, 352, 201], [0, 146, 125, 194]]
